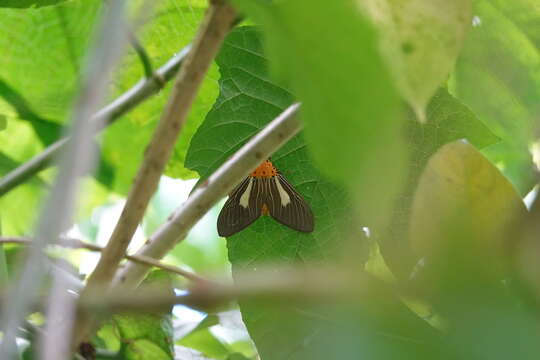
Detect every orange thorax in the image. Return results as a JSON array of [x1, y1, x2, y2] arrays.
[[250, 159, 277, 178]]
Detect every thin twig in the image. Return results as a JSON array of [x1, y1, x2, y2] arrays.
[[115, 103, 302, 288], [0, 44, 191, 197], [74, 1, 237, 346], [0, 237, 207, 283]]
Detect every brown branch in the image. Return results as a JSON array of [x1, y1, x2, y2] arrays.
[[115, 103, 302, 288], [0, 264, 371, 315], [74, 1, 237, 346], [0, 237, 207, 284], [85, 264, 376, 314]]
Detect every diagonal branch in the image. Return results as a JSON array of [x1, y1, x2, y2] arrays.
[[0, 44, 191, 197], [115, 103, 302, 287], [73, 0, 238, 346]]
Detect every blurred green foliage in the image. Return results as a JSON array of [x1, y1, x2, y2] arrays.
[[98, 270, 176, 360], [0, 0, 539, 359]]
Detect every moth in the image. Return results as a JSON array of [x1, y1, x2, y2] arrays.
[[217, 159, 315, 236]]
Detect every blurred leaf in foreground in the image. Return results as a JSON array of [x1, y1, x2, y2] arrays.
[[408, 140, 539, 360], [360, 0, 472, 122], [233, 0, 406, 230], [410, 141, 526, 272]]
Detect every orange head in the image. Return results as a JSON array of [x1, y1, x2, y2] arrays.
[[251, 159, 277, 178]]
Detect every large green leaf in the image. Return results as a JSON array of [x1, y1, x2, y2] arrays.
[[185, 25, 446, 360], [185, 25, 354, 359], [450, 0, 540, 194], [185, 25, 352, 263], [185, 27, 295, 174]]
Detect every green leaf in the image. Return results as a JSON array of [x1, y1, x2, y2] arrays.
[[178, 328, 230, 360], [112, 270, 175, 360], [185, 26, 295, 179], [380, 88, 501, 276], [450, 0, 540, 194], [360, 0, 472, 122], [0, 0, 70, 8], [186, 25, 353, 261]]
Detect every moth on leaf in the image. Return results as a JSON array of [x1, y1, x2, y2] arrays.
[[217, 159, 314, 236]]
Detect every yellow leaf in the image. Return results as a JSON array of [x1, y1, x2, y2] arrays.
[[410, 141, 526, 268]]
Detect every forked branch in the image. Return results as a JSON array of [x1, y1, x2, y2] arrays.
[[115, 103, 302, 287]]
